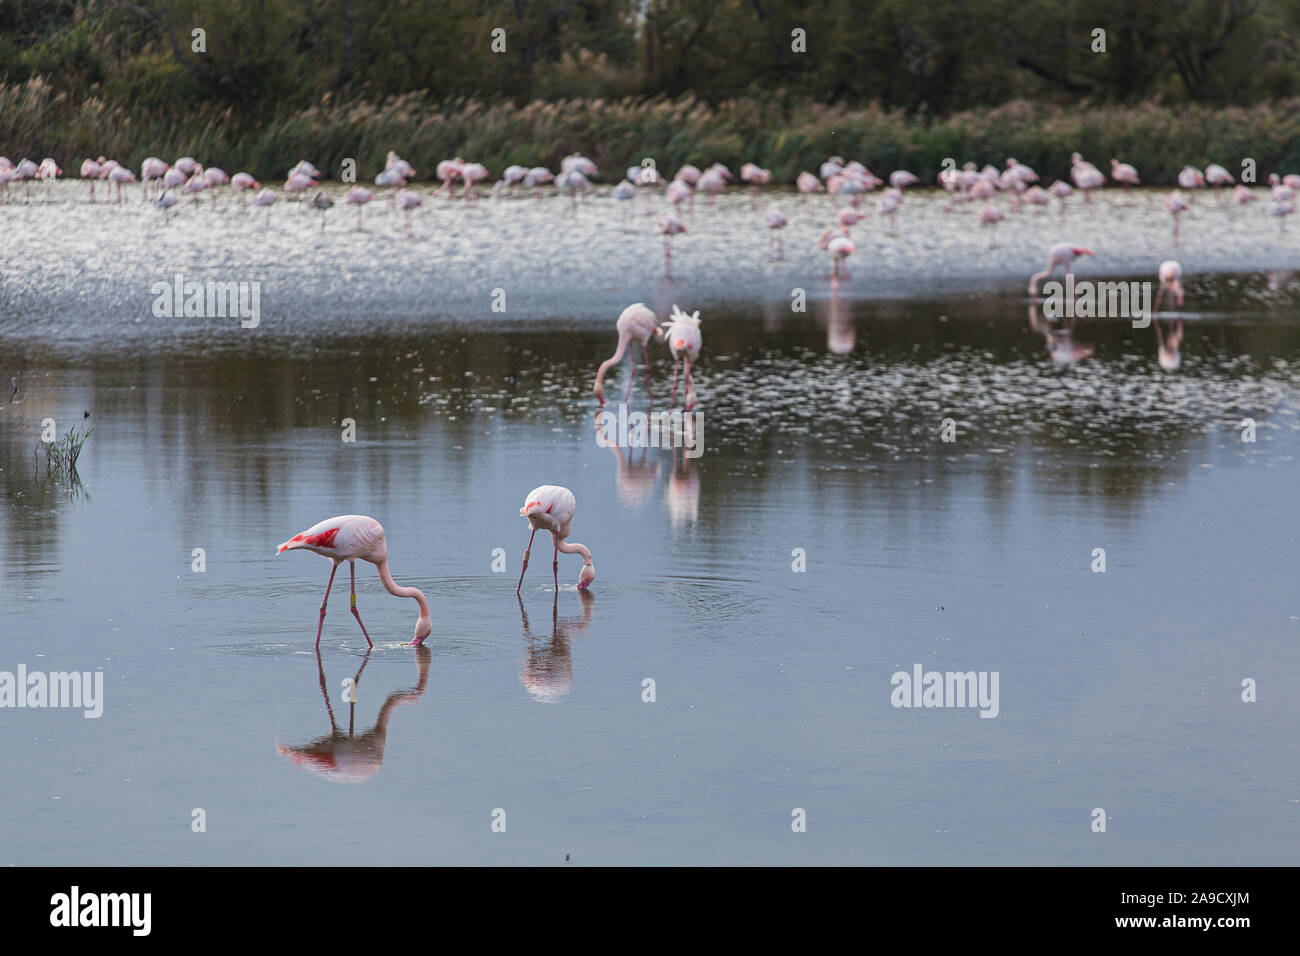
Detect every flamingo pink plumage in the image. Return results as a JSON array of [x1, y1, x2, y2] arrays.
[[1028, 242, 1094, 295], [661, 304, 703, 411], [278, 515, 432, 646], [517, 486, 595, 594], [593, 303, 659, 404]]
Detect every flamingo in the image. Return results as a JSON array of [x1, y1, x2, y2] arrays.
[[108, 165, 136, 203], [1155, 259, 1184, 313], [696, 166, 727, 206], [162, 167, 187, 190], [140, 157, 169, 200], [1024, 185, 1051, 209], [877, 187, 902, 235], [180, 171, 207, 205], [1155, 317, 1185, 372], [818, 227, 856, 278], [1027, 242, 1094, 295], [978, 205, 1006, 248], [289, 160, 322, 180], [394, 188, 422, 233], [557, 168, 589, 209], [674, 164, 702, 186], [889, 170, 919, 190], [593, 303, 658, 404], [1177, 165, 1205, 199], [37, 158, 61, 200], [231, 172, 259, 203], [1166, 190, 1188, 241], [523, 166, 553, 201], [835, 206, 866, 236], [1233, 184, 1257, 205], [1048, 179, 1073, 215], [80, 158, 102, 202], [655, 211, 686, 277], [611, 180, 636, 227], [345, 185, 373, 228], [436, 158, 465, 197], [203, 166, 231, 207], [796, 171, 824, 202], [461, 162, 489, 200], [517, 486, 595, 594], [1109, 159, 1139, 198], [252, 187, 278, 227], [285, 172, 316, 198], [278, 515, 432, 647], [1268, 173, 1294, 203], [765, 208, 789, 259], [153, 189, 178, 219], [666, 179, 692, 213], [310, 191, 333, 229], [1070, 153, 1105, 202], [385, 152, 416, 180], [561, 154, 598, 180], [741, 162, 771, 207], [174, 156, 199, 176], [661, 304, 703, 411], [499, 164, 528, 195], [1205, 163, 1233, 202], [1269, 197, 1294, 233]]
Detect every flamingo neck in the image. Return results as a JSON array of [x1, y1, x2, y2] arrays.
[[556, 539, 592, 565], [376, 559, 430, 621], [594, 333, 631, 388]]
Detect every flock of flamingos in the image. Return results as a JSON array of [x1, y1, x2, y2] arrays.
[[7, 147, 1295, 647]]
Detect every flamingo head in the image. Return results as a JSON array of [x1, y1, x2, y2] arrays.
[[577, 563, 596, 591], [411, 612, 433, 644], [1071, 247, 1094, 258]]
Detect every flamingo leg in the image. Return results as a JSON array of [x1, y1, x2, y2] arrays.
[[624, 346, 635, 402], [316, 562, 340, 648], [642, 341, 653, 400], [552, 538, 559, 591], [684, 357, 696, 412], [349, 560, 373, 648], [516, 527, 538, 595]]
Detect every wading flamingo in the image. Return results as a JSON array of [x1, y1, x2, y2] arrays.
[[1166, 190, 1188, 241], [656, 212, 686, 277], [1109, 159, 1139, 198], [765, 208, 789, 258], [517, 486, 595, 594], [345, 185, 373, 228], [1155, 259, 1184, 313], [252, 187, 278, 227], [978, 205, 1006, 248], [661, 304, 703, 411], [593, 303, 658, 404], [278, 515, 432, 647], [818, 227, 856, 278], [1028, 242, 1094, 295]]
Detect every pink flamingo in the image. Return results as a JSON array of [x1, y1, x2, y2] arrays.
[[285, 172, 316, 199], [108, 165, 136, 203], [877, 187, 902, 235], [1155, 259, 1184, 313], [436, 158, 465, 197], [661, 304, 703, 410], [203, 166, 230, 207], [517, 486, 595, 594], [1048, 179, 1073, 215], [1070, 153, 1105, 202], [593, 303, 658, 404], [836, 206, 866, 236], [1233, 184, 1257, 206], [174, 157, 200, 176], [231, 172, 259, 204], [37, 158, 61, 200], [278, 515, 432, 647], [80, 158, 102, 202], [818, 227, 856, 278], [394, 188, 422, 233], [765, 208, 789, 258], [1027, 242, 1094, 295], [162, 167, 187, 191], [140, 157, 169, 200], [252, 187, 278, 227], [461, 162, 489, 200], [1205, 163, 1233, 202], [796, 171, 824, 202], [741, 162, 771, 207], [978, 205, 1006, 248], [345, 185, 373, 228], [656, 211, 686, 277], [1109, 159, 1140, 199], [1166, 190, 1188, 241], [374, 166, 406, 188], [1177, 166, 1205, 200]]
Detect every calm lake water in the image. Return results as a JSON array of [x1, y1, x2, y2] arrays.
[[2, 186, 1299, 865]]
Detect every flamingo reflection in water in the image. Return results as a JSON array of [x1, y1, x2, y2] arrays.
[[277, 645, 430, 783], [518, 591, 595, 704], [594, 407, 660, 510], [1027, 302, 1094, 367]]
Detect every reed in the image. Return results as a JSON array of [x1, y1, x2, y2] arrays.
[[2, 79, 1297, 187]]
